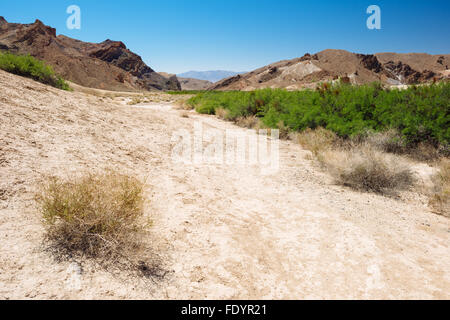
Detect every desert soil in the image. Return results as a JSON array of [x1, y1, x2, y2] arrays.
[[0, 70, 448, 299]]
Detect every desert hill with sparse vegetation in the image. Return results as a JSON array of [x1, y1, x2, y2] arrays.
[[210, 49, 450, 91], [0, 17, 180, 91]]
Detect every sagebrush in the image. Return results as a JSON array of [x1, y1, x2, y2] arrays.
[[320, 145, 416, 195]]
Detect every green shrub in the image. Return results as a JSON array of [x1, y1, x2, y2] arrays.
[[0, 52, 70, 90], [188, 83, 450, 149], [195, 100, 217, 114]]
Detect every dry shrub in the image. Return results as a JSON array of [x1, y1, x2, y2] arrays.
[[180, 111, 190, 118], [429, 159, 450, 217], [127, 96, 145, 105], [215, 107, 230, 120], [409, 142, 441, 162], [276, 121, 290, 140], [364, 129, 442, 161], [36, 171, 151, 268], [235, 115, 262, 129], [320, 145, 415, 195], [174, 99, 194, 110], [292, 127, 337, 156], [365, 129, 406, 154]]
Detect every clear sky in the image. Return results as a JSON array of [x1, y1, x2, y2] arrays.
[[1, 0, 449, 74]]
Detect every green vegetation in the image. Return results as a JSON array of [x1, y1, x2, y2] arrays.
[[188, 83, 450, 148], [0, 52, 70, 90]]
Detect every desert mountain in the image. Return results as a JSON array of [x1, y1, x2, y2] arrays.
[[158, 72, 211, 90], [210, 49, 450, 91], [178, 77, 212, 90], [177, 70, 244, 82], [0, 17, 180, 91]]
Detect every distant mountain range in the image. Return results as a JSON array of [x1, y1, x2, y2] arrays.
[[177, 70, 246, 83]]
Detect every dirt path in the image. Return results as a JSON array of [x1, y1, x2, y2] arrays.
[[0, 70, 449, 299], [147, 106, 449, 299]]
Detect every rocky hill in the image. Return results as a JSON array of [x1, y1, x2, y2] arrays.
[[0, 17, 180, 91], [159, 72, 212, 90], [210, 49, 450, 91], [177, 77, 212, 90]]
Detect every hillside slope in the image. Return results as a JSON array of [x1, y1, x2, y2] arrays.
[[210, 49, 450, 91], [0, 17, 180, 91], [0, 70, 448, 299]]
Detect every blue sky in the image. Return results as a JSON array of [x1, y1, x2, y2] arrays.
[[1, 0, 449, 74]]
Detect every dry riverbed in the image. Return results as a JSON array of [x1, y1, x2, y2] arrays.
[[0, 70, 448, 299]]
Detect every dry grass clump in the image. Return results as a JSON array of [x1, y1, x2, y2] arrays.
[[127, 96, 147, 105], [180, 111, 190, 118], [429, 159, 450, 217], [235, 115, 262, 129], [215, 107, 230, 120], [174, 98, 195, 110], [36, 171, 151, 267], [409, 142, 442, 162], [364, 129, 406, 154], [292, 127, 338, 156], [294, 128, 444, 162], [320, 145, 415, 194], [276, 121, 290, 140], [363, 129, 443, 161]]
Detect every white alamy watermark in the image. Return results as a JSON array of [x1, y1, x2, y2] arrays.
[[64, 262, 82, 291], [366, 5, 381, 30], [66, 5, 81, 30], [171, 121, 280, 175]]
